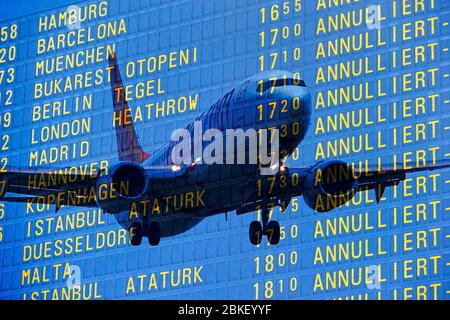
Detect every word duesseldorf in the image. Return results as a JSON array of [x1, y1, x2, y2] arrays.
[[23, 228, 128, 262]]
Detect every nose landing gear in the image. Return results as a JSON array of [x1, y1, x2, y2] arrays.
[[249, 207, 281, 246]]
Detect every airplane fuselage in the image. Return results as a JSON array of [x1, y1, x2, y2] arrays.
[[115, 71, 312, 237], [2, 56, 448, 247]]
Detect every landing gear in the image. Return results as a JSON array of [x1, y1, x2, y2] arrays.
[[249, 207, 281, 246], [266, 220, 280, 245], [249, 221, 263, 245], [148, 222, 161, 246], [129, 222, 143, 246], [129, 221, 161, 246]]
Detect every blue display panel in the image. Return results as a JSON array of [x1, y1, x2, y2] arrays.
[[0, 0, 449, 300]]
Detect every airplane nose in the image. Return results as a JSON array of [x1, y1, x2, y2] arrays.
[[278, 85, 311, 117]]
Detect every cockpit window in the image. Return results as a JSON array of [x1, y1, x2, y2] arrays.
[[257, 78, 307, 93]]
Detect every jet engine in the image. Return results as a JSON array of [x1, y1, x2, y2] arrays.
[[302, 160, 358, 212], [95, 162, 149, 212]]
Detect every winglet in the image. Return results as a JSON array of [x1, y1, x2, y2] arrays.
[[55, 202, 62, 213], [375, 184, 386, 204], [108, 53, 151, 163]]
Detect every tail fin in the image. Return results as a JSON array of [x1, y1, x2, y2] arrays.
[[108, 53, 150, 163]]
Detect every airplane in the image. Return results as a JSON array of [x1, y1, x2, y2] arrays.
[[1, 53, 450, 247]]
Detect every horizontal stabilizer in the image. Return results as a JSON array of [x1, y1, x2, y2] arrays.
[[375, 184, 386, 204]]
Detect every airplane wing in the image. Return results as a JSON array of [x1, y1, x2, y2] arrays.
[[0, 164, 188, 211], [0, 167, 98, 196], [0, 52, 160, 212], [0, 167, 99, 210], [354, 161, 450, 203], [251, 160, 450, 214]]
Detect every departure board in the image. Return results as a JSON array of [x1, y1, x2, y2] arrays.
[[0, 0, 450, 301]]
